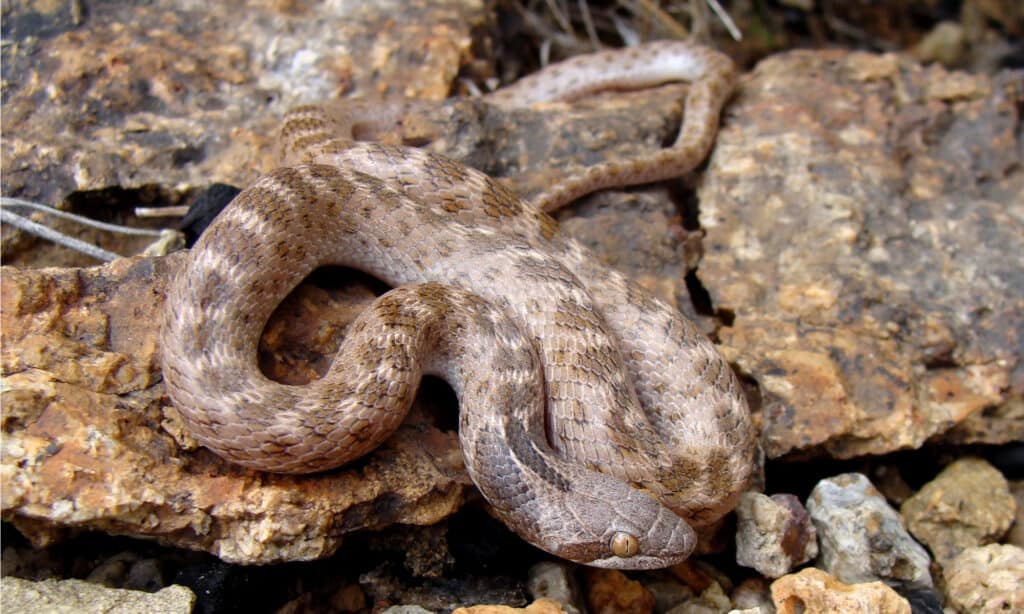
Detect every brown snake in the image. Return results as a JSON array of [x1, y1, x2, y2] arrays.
[[161, 41, 758, 569]]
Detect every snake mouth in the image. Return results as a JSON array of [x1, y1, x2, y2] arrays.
[[588, 549, 690, 570]]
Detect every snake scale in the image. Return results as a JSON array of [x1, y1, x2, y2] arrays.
[[161, 41, 758, 569]]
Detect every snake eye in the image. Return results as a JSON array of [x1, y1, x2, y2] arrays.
[[610, 531, 640, 558]]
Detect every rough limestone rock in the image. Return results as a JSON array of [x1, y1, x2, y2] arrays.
[[943, 544, 1024, 614], [0, 257, 470, 563], [770, 568, 910, 614], [806, 473, 932, 586], [0, 576, 195, 614], [707, 50, 1023, 459], [1, 0, 487, 218], [735, 492, 817, 578], [900, 457, 1016, 567]]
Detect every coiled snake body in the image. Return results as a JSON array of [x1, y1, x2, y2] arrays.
[[161, 41, 757, 569]]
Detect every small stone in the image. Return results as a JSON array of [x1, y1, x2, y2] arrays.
[[770, 568, 910, 614], [891, 584, 944, 614], [85, 553, 137, 587], [382, 606, 437, 614], [871, 465, 914, 505], [527, 562, 583, 614], [901, 457, 1016, 567], [644, 578, 694, 613], [85, 552, 165, 592], [1007, 480, 1023, 547], [122, 558, 166, 592], [663, 580, 730, 614], [668, 560, 733, 595], [452, 598, 568, 614], [806, 473, 932, 586], [0, 576, 195, 613], [943, 544, 1024, 614], [584, 569, 654, 614], [735, 492, 817, 578], [730, 578, 772, 612], [910, 21, 966, 67]]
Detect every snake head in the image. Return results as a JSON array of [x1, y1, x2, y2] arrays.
[[547, 473, 697, 570]]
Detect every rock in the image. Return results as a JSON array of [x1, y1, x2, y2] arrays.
[[85, 552, 166, 592], [0, 256, 470, 564], [900, 457, 1016, 567], [729, 578, 773, 613], [806, 473, 932, 586], [871, 465, 915, 506], [943, 544, 1024, 613], [911, 21, 967, 66], [1010, 480, 1024, 547], [526, 562, 583, 614], [707, 50, 1023, 460], [769, 568, 910, 614], [359, 564, 527, 612], [584, 569, 655, 614], [369, 523, 454, 577], [0, 0, 488, 222], [0, 576, 195, 614], [891, 583, 944, 614], [667, 560, 733, 596], [645, 578, 695, 613], [453, 599, 569, 614], [653, 562, 733, 614], [734, 492, 817, 578], [383, 607, 437, 614], [1, 542, 65, 580], [663, 581, 731, 614]]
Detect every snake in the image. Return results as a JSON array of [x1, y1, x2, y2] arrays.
[[161, 41, 757, 569]]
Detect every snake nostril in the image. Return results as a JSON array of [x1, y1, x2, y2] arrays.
[[610, 531, 640, 558]]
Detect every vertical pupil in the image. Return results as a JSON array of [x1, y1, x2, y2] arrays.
[[611, 532, 638, 557]]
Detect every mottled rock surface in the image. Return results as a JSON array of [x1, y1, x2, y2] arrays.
[[707, 51, 1023, 459], [770, 568, 910, 614], [900, 457, 1016, 566], [735, 492, 817, 578], [1, 0, 486, 212], [943, 544, 1024, 614], [0, 576, 195, 614], [0, 256, 470, 563], [806, 473, 932, 586]]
